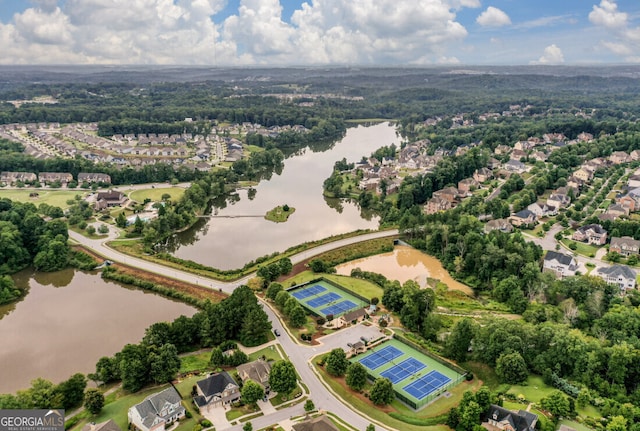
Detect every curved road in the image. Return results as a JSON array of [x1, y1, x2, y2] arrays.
[[69, 228, 399, 430]]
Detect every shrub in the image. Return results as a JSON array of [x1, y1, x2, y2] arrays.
[[199, 419, 212, 427]]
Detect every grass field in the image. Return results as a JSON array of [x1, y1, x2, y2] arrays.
[[288, 278, 368, 318], [352, 338, 464, 409], [179, 351, 212, 373], [560, 239, 600, 257], [506, 375, 555, 403], [0, 189, 88, 209], [265, 205, 295, 223], [129, 187, 185, 203]]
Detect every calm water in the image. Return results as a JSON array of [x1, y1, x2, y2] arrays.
[[336, 245, 474, 295], [170, 123, 401, 269], [0, 269, 196, 393]]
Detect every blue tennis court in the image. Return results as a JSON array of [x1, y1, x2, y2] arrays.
[[359, 345, 403, 370], [321, 300, 357, 317], [291, 284, 327, 300], [306, 292, 341, 308], [403, 370, 451, 400], [380, 358, 427, 384]]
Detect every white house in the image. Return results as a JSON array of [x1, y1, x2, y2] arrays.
[[594, 265, 637, 291], [128, 387, 185, 431], [543, 251, 579, 278]]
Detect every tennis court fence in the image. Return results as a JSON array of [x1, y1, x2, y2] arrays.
[[392, 333, 468, 376]]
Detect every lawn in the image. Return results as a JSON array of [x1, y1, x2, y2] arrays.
[[559, 239, 600, 257], [129, 187, 185, 203], [0, 189, 88, 209], [248, 345, 283, 362], [180, 351, 212, 373], [284, 271, 383, 300], [265, 205, 296, 223], [506, 375, 555, 403], [558, 419, 596, 431]]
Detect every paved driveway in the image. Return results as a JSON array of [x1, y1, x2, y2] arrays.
[[200, 404, 232, 430]]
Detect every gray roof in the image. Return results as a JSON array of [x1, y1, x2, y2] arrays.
[[292, 415, 339, 431], [237, 359, 271, 386], [577, 224, 605, 234], [544, 251, 575, 266], [81, 420, 121, 431], [597, 265, 636, 280], [514, 209, 535, 219], [610, 236, 640, 248], [132, 387, 184, 429], [487, 405, 537, 431], [196, 372, 238, 398]]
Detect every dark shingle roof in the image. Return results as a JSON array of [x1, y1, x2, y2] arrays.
[[196, 372, 237, 397], [597, 264, 636, 280], [487, 405, 537, 431], [544, 251, 574, 266], [81, 420, 121, 431], [292, 415, 339, 431]]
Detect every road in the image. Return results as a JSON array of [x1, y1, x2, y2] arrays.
[[69, 228, 399, 430]]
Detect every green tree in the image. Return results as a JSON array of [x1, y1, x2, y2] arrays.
[[266, 282, 283, 301], [365, 425, 375, 431], [444, 318, 476, 362], [369, 378, 394, 406], [149, 344, 180, 384], [115, 212, 127, 228], [56, 373, 87, 409], [288, 305, 307, 328], [540, 390, 570, 422], [325, 348, 349, 377], [607, 416, 628, 431], [240, 380, 264, 406], [345, 362, 368, 391], [495, 352, 528, 384], [304, 399, 315, 412], [269, 360, 297, 396], [210, 347, 224, 368], [275, 290, 291, 309], [242, 422, 253, 431], [83, 388, 105, 415], [239, 308, 271, 346]]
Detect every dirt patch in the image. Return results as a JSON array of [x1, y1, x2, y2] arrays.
[[280, 258, 311, 280]]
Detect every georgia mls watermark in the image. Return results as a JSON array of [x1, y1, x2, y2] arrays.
[[0, 410, 64, 431]]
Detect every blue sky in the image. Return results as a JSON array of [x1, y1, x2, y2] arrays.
[[1, 0, 639, 65]]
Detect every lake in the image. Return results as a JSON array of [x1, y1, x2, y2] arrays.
[[335, 245, 474, 295], [169, 122, 401, 269], [0, 269, 196, 393]]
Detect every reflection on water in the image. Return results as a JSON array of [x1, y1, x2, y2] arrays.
[[336, 245, 473, 295], [168, 123, 401, 269], [0, 268, 196, 393]]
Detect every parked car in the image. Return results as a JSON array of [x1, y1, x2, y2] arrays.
[[274, 329, 280, 336]]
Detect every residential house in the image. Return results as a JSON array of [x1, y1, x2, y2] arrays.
[[78, 172, 112, 184], [630, 150, 640, 161], [566, 176, 584, 190], [527, 202, 558, 218], [484, 405, 537, 431], [572, 224, 608, 245], [509, 209, 537, 227], [513, 141, 534, 151], [292, 415, 339, 431], [510, 149, 527, 160], [473, 168, 493, 183], [458, 178, 479, 194], [193, 372, 240, 409], [432, 186, 459, 203], [577, 132, 594, 142], [237, 359, 271, 392], [547, 193, 571, 209], [573, 167, 594, 183], [494, 145, 511, 155], [38, 172, 73, 185], [424, 197, 452, 214], [95, 191, 127, 211], [503, 160, 527, 173], [628, 174, 640, 189], [81, 420, 121, 431], [543, 251, 579, 278], [128, 387, 185, 431], [488, 157, 502, 169], [530, 151, 548, 162], [0, 171, 37, 184], [610, 236, 640, 257], [609, 151, 630, 165], [606, 204, 629, 218], [484, 219, 514, 234], [594, 265, 637, 291]]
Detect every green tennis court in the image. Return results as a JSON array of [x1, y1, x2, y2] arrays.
[[352, 338, 465, 409], [288, 278, 368, 318]]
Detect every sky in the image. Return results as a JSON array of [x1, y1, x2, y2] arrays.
[[1, 0, 640, 66]]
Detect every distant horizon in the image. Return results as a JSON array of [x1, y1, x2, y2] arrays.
[[1, 1, 640, 66]]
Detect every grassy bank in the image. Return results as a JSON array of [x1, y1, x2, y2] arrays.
[[265, 205, 296, 223]]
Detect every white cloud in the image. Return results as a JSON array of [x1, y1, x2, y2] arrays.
[[0, 0, 479, 65], [589, 0, 627, 29], [601, 41, 632, 56], [476, 6, 511, 27], [531, 44, 565, 65]]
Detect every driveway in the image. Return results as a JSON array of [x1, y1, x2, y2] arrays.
[[200, 404, 232, 430]]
